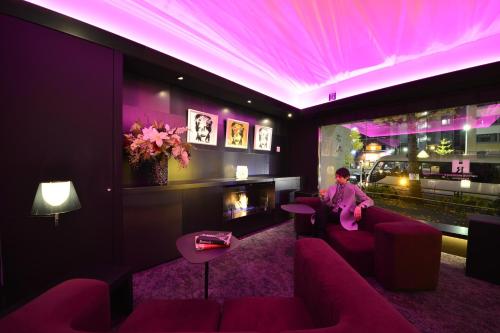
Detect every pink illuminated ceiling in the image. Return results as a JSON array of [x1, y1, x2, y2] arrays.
[[26, 0, 500, 109]]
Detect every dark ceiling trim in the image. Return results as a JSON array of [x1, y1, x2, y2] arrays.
[[0, 0, 297, 118], [301, 61, 500, 124]]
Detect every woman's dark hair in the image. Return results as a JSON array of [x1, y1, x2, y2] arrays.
[[336, 167, 350, 178]]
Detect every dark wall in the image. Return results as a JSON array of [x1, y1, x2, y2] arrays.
[[288, 119, 319, 193], [0, 14, 122, 306], [122, 73, 292, 185]]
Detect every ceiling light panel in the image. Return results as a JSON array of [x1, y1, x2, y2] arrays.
[[25, 0, 500, 109]]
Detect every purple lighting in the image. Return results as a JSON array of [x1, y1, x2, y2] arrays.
[[343, 104, 500, 137], [25, 0, 500, 109]]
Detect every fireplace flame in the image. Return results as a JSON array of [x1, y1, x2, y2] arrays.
[[235, 192, 248, 210]]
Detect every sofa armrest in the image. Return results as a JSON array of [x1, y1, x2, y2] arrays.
[[374, 222, 442, 290], [360, 206, 417, 232], [0, 279, 111, 333]]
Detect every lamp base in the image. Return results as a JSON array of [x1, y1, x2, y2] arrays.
[[54, 213, 60, 227]]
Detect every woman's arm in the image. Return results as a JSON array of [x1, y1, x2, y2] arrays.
[[354, 185, 374, 209], [322, 186, 334, 206]]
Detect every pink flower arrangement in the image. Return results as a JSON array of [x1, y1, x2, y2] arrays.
[[124, 121, 191, 168]]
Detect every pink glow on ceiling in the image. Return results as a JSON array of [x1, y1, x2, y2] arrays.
[[343, 104, 500, 137], [25, 0, 500, 109]]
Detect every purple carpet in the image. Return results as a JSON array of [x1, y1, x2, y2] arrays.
[[133, 221, 500, 333]]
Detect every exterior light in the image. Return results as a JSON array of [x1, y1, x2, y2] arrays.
[[287, 113, 293, 118], [460, 179, 471, 188], [398, 177, 408, 186], [463, 124, 471, 155], [402, 147, 408, 152], [417, 150, 429, 158], [177, 76, 184, 80], [247, 100, 252, 104]]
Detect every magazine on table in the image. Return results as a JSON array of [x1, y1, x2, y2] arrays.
[[194, 231, 232, 251]]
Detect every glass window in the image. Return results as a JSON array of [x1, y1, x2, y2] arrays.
[[319, 101, 500, 228]]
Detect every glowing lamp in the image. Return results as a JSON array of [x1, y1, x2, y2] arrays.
[[235, 165, 248, 180], [417, 150, 429, 158], [399, 177, 409, 186], [32, 181, 81, 226], [366, 143, 381, 151]]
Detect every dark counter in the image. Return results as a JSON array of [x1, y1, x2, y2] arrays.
[[123, 176, 301, 271]]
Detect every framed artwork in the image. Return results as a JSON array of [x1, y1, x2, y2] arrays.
[[225, 118, 249, 149], [187, 109, 218, 146], [254, 125, 273, 151]]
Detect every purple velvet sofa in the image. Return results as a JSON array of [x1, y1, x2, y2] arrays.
[[294, 196, 442, 290], [0, 239, 418, 333], [0, 279, 111, 333]]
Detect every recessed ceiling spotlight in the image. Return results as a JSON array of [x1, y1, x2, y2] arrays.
[[247, 100, 252, 104], [287, 113, 293, 118], [177, 76, 184, 80]]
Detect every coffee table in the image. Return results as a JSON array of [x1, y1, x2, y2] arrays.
[[281, 204, 316, 215], [176, 231, 241, 299], [281, 204, 316, 238]]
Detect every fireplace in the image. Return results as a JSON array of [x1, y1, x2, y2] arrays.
[[223, 182, 275, 221]]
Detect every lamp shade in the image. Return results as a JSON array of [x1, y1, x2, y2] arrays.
[[31, 181, 81, 216]]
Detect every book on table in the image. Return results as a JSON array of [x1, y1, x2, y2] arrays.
[[194, 231, 232, 251]]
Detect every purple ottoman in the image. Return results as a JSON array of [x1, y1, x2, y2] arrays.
[[375, 222, 442, 290]]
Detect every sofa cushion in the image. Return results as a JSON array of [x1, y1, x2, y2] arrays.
[[118, 299, 220, 333], [220, 297, 314, 333], [325, 224, 375, 275]]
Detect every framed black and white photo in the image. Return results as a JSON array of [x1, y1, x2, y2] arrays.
[[187, 109, 218, 146], [254, 125, 273, 151]]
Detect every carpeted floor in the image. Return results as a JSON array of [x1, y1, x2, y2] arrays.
[[134, 221, 500, 333]]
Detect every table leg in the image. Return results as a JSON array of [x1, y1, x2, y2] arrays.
[[204, 262, 209, 299]]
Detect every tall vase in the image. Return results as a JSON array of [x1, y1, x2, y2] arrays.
[[153, 159, 169, 186]]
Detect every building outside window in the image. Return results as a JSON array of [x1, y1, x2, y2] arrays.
[[319, 102, 500, 228]]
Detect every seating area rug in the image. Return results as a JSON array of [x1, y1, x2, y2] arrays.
[[134, 221, 500, 333]]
